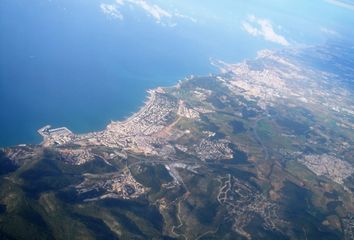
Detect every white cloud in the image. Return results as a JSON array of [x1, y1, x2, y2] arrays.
[[242, 22, 259, 36], [242, 15, 290, 46], [325, 0, 354, 11], [100, 3, 123, 20], [128, 0, 172, 23], [116, 0, 125, 5], [174, 12, 197, 23], [320, 27, 340, 36], [100, 0, 196, 26]]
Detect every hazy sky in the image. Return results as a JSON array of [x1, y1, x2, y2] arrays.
[[98, 0, 354, 47]]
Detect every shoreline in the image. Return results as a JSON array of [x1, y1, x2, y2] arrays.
[[36, 83, 181, 144], [2, 61, 215, 148]]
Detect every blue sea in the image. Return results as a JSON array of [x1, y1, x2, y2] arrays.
[[1, 0, 352, 147], [0, 0, 209, 146]]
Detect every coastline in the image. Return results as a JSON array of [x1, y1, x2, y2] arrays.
[[36, 86, 176, 145]]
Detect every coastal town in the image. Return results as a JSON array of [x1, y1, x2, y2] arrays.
[[37, 49, 354, 193], [37, 85, 236, 165], [20, 46, 353, 239]]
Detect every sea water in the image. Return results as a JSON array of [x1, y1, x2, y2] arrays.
[[0, 0, 280, 147]]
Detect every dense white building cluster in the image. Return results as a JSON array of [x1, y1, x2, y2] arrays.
[[212, 53, 354, 121], [76, 170, 147, 201], [57, 148, 94, 165], [299, 154, 354, 186], [195, 139, 233, 161]]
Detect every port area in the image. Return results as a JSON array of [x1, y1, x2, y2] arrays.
[[37, 125, 74, 146]]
